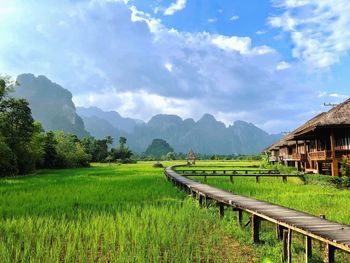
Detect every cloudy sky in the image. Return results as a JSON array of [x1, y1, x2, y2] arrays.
[[0, 0, 349, 133]]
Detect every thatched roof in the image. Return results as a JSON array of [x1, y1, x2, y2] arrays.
[[293, 98, 350, 138], [265, 98, 350, 151], [187, 148, 196, 160], [266, 112, 327, 152]]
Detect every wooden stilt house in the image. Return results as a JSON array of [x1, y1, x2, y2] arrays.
[[289, 98, 350, 176]]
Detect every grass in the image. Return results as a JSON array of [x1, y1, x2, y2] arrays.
[[187, 162, 350, 262], [2, 160, 350, 262], [0, 161, 257, 262]]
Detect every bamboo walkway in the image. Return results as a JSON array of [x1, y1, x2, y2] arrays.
[[165, 165, 350, 263]]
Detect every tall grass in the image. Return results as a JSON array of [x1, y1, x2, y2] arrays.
[[190, 164, 350, 262], [0, 162, 256, 262]]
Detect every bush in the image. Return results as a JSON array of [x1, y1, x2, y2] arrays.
[[153, 162, 164, 168]]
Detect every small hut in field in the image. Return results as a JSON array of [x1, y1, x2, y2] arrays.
[[187, 148, 196, 165]]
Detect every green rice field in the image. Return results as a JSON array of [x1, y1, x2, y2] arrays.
[[1, 160, 350, 262]]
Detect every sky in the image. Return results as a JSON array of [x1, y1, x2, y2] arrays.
[[0, 0, 349, 133]]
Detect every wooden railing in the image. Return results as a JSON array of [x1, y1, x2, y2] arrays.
[[308, 151, 331, 161], [165, 165, 350, 262], [292, 153, 306, 161]]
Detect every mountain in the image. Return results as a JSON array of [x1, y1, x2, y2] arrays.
[[145, 139, 174, 158], [11, 73, 281, 154], [13, 74, 89, 137], [81, 115, 124, 142], [127, 113, 282, 154], [76, 106, 143, 133]]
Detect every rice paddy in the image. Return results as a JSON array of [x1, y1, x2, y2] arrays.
[[0, 162, 256, 262], [1, 160, 350, 262]]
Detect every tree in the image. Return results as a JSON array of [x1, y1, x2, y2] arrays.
[[0, 75, 39, 175], [54, 132, 91, 168], [81, 136, 113, 162], [42, 131, 58, 168], [119, 136, 127, 147], [110, 137, 133, 161]]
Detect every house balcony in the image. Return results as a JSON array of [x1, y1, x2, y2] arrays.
[[292, 153, 306, 161], [308, 150, 331, 161], [335, 149, 350, 159]]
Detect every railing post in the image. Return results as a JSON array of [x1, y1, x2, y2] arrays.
[[198, 194, 203, 207], [305, 236, 312, 262], [282, 228, 292, 263], [230, 175, 233, 184], [217, 203, 224, 219], [324, 243, 335, 263], [256, 176, 260, 183], [238, 209, 243, 227], [276, 225, 286, 240], [251, 214, 261, 243]]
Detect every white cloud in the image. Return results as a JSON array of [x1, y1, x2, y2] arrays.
[[164, 63, 173, 72], [230, 15, 239, 21], [256, 30, 267, 35], [208, 18, 217, 23], [211, 35, 275, 56], [269, 0, 350, 69], [0, 0, 325, 133], [163, 0, 186, 16], [276, 61, 291, 70]]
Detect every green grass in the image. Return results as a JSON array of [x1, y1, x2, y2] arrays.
[[188, 163, 350, 262], [0, 161, 257, 262], [2, 160, 350, 262]]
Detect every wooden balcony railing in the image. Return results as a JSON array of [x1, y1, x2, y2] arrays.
[[292, 153, 306, 161], [308, 151, 331, 161]]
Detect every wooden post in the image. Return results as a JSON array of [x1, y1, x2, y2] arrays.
[[204, 195, 209, 208], [251, 214, 261, 243], [218, 203, 224, 219], [324, 243, 335, 263], [276, 225, 285, 240], [191, 190, 196, 199], [282, 228, 292, 263], [230, 175, 233, 184], [238, 209, 243, 227], [204, 175, 207, 182], [330, 131, 339, 176], [198, 194, 203, 207], [305, 236, 312, 262], [256, 176, 260, 183], [282, 175, 287, 183]]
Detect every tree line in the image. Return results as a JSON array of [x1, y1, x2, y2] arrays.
[[0, 76, 133, 177]]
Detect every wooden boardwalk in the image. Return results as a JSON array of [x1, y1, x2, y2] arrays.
[[165, 165, 350, 263]]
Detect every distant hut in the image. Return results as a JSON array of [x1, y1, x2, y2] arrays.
[[187, 148, 196, 165]]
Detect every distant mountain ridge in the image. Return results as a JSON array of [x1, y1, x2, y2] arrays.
[[13, 73, 89, 137], [76, 106, 143, 133], [127, 114, 281, 154], [12, 73, 282, 154]]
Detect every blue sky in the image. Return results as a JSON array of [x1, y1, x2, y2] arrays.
[[0, 0, 349, 133]]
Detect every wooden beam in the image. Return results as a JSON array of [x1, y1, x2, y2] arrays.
[[305, 236, 312, 263], [277, 225, 286, 240], [218, 203, 224, 219], [282, 228, 292, 263], [330, 131, 339, 176], [324, 243, 335, 263], [198, 194, 203, 207], [252, 214, 261, 243]]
